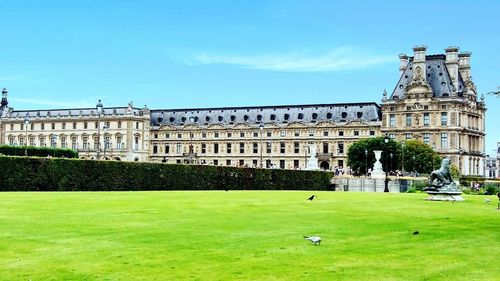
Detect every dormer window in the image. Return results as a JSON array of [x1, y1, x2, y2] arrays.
[[326, 112, 332, 119], [341, 112, 347, 119], [244, 115, 249, 121], [270, 114, 276, 121], [284, 114, 290, 120], [257, 114, 262, 121], [312, 113, 318, 119], [230, 115, 236, 122], [169, 117, 175, 122], [357, 112, 363, 119], [298, 113, 304, 119]]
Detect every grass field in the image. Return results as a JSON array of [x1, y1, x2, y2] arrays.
[[0, 191, 499, 281]]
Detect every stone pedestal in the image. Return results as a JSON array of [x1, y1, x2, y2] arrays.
[[426, 190, 464, 201], [305, 144, 320, 170]]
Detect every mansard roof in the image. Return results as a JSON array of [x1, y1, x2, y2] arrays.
[[390, 54, 466, 100], [150, 102, 381, 127], [4, 106, 145, 119]]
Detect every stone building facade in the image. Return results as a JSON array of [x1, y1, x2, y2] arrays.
[[0, 46, 487, 175], [380, 46, 486, 176]]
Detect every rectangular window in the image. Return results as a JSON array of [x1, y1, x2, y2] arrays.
[[266, 142, 271, 153], [95, 122, 98, 129], [406, 114, 412, 126], [294, 160, 299, 169], [253, 132, 258, 137], [226, 159, 231, 166], [226, 143, 232, 153], [338, 142, 344, 154], [323, 142, 329, 153], [154, 133, 158, 139], [214, 132, 219, 138], [165, 145, 170, 154], [214, 143, 219, 154], [441, 112, 448, 126], [239, 159, 244, 166], [83, 137, 88, 150], [338, 131, 344, 136], [267, 131, 272, 137], [71, 138, 77, 149], [227, 132, 232, 138], [354, 130, 359, 136], [423, 133, 430, 144], [441, 133, 448, 149], [239, 142, 245, 153], [213, 160, 218, 166], [52, 123, 55, 130], [294, 142, 300, 153], [62, 123, 66, 130], [31, 123, 34, 130], [308, 130, 314, 137], [338, 160, 344, 168], [279, 160, 285, 169], [118, 121, 122, 129], [177, 133, 182, 138], [176, 144, 182, 154], [323, 131, 329, 137], [240, 132, 245, 138], [201, 144, 206, 154], [61, 137, 66, 148], [153, 145, 158, 154], [253, 143, 258, 153], [10, 124, 13, 131], [389, 114, 396, 127], [202, 133, 207, 138], [370, 130, 375, 136], [252, 160, 258, 167], [280, 130, 286, 137], [280, 142, 285, 153], [294, 131, 300, 137], [405, 133, 412, 139], [30, 137, 35, 146], [424, 113, 430, 126], [389, 134, 396, 139], [41, 123, 45, 130], [136, 122, 139, 129], [265, 159, 271, 168], [20, 124, 24, 131]]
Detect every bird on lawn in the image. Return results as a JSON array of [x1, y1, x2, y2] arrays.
[[304, 236, 321, 245], [484, 198, 491, 204], [412, 230, 419, 235], [307, 195, 316, 201]]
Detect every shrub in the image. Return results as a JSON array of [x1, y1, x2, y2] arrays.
[[0, 145, 78, 158], [0, 156, 332, 191], [484, 183, 500, 195]]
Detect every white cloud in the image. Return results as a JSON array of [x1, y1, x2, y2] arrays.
[[0, 75, 23, 81], [191, 48, 393, 72]]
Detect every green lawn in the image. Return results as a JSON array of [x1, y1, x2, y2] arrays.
[[0, 191, 499, 281]]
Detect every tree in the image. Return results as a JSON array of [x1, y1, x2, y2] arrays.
[[347, 138, 441, 176], [347, 137, 399, 176], [401, 140, 441, 174]]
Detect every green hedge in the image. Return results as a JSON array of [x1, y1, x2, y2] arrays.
[[0, 156, 332, 191], [0, 145, 78, 158]]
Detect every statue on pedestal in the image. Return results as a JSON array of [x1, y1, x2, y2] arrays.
[[425, 158, 463, 201]]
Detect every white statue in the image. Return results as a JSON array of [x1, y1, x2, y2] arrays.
[[305, 144, 320, 170], [371, 150, 386, 179]]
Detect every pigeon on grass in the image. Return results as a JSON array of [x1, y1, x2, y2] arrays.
[[304, 236, 321, 245]]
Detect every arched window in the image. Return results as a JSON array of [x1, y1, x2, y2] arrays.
[[341, 112, 347, 119], [298, 113, 304, 119], [312, 113, 318, 119]]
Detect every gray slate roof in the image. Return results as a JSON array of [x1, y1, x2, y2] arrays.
[[150, 103, 381, 127], [391, 54, 465, 99], [4, 107, 145, 119]]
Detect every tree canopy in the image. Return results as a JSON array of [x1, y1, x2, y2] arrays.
[[347, 137, 441, 176]]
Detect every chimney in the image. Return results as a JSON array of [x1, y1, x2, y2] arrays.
[[412, 45, 427, 80], [458, 51, 471, 82], [445, 46, 460, 92], [1, 88, 8, 109], [399, 53, 409, 76]]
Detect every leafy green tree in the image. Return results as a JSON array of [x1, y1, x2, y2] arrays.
[[347, 138, 441, 176], [347, 137, 399, 176], [401, 140, 441, 174]]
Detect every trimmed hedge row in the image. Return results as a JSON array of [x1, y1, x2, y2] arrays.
[[0, 156, 333, 191], [0, 145, 78, 158]]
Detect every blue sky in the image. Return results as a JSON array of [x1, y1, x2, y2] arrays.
[[1, 0, 499, 153]]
